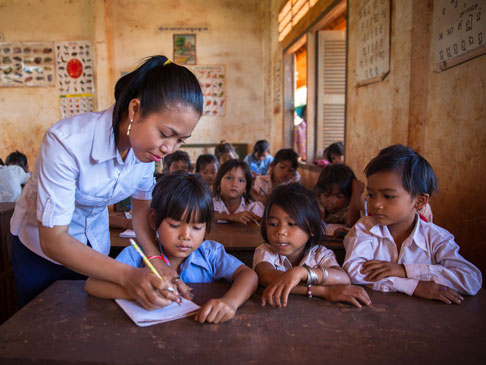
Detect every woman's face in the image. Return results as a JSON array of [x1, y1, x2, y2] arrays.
[[128, 101, 199, 163]]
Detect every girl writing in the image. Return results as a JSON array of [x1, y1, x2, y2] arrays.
[[10, 55, 200, 307], [85, 173, 258, 323], [253, 183, 371, 308], [213, 160, 263, 224]]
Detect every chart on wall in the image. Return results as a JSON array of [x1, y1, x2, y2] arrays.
[[55, 41, 94, 118], [0, 42, 55, 87], [188, 65, 225, 116], [432, 0, 485, 71]]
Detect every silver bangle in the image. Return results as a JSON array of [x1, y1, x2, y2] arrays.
[[319, 266, 328, 285], [304, 264, 319, 286]]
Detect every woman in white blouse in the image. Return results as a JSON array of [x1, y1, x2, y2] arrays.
[[10, 55, 202, 308]]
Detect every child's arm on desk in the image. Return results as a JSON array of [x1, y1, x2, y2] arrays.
[[195, 265, 258, 324], [256, 262, 370, 308], [214, 210, 260, 225]]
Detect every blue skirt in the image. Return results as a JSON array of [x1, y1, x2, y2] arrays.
[[11, 235, 87, 308]]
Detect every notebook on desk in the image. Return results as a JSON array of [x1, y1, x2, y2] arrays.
[[115, 298, 200, 327], [119, 229, 136, 238]]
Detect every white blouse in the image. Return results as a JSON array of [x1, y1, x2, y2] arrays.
[[343, 216, 482, 296], [212, 197, 264, 223], [10, 107, 155, 263]]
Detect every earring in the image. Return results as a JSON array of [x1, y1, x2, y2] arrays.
[[127, 119, 133, 136]]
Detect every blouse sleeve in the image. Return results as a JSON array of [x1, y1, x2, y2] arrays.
[[36, 131, 78, 227], [131, 162, 155, 200]]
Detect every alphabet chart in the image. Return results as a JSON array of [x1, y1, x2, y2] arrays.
[[433, 0, 485, 71]]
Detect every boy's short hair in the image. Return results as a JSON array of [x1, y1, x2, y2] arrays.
[[314, 164, 356, 199], [325, 142, 344, 161], [261, 183, 324, 251], [163, 150, 191, 172], [151, 172, 213, 233], [253, 140, 270, 157], [272, 148, 299, 170], [6, 150, 28, 171], [364, 144, 437, 196], [213, 159, 253, 203], [196, 154, 219, 173]]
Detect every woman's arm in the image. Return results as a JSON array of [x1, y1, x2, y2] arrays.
[[38, 223, 176, 309], [194, 265, 258, 324]]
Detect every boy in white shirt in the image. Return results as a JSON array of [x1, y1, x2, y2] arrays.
[[344, 145, 482, 303]]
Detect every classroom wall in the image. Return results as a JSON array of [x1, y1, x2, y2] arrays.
[[346, 0, 486, 276], [0, 0, 268, 163]]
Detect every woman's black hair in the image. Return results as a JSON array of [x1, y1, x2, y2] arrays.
[[150, 172, 213, 233], [6, 150, 28, 171], [214, 141, 238, 160], [112, 55, 203, 146], [272, 148, 299, 170], [163, 150, 191, 173], [261, 183, 325, 253], [314, 164, 356, 199], [325, 142, 344, 162], [213, 159, 253, 203], [364, 144, 437, 197], [196, 154, 219, 173], [253, 140, 270, 157]]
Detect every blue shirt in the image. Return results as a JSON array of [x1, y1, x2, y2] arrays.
[[10, 107, 155, 262], [116, 240, 244, 283], [244, 153, 273, 175]]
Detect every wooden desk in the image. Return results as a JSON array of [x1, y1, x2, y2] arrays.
[[1, 281, 485, 364]]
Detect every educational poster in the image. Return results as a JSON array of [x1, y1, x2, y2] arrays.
[[189, 65, 225, 116], [55, 40, 94, 117], [0, 42, 55, 87], [355, 0, 390, 86], [173, 34, 196, 65], [432, 0, 485, 71]]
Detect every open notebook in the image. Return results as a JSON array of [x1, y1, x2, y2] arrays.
[[119, 229, 136, 238], [115, 298, 200, 327]]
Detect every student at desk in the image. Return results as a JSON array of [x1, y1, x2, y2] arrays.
[[10, 55, 203, 308], [344, 145, 482, 303], [85, 173, 258, 323]]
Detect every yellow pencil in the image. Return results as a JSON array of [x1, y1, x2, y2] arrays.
[[129, 238, 175, 292]]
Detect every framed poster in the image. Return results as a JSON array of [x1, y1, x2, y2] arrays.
[[189, 65, 225, 116], [55, 40, 94, 117], [355, 0, 391, 86], [432, 0, 485, 71], [173, 34, 196, 65], [0, 42, 55, 87]]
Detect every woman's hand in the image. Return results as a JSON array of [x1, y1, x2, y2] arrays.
[[149, 259, 194, 301], [413, 281, 464, 304], [195, 298, 237, 324], [321, 284, 371, 308], [361, 260, 406, 281], [121, 266, 179, 310], [261, 267, 306, 308]]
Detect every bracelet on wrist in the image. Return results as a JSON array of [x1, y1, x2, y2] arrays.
[[319, 266, 328, 285], [147, 255, 169, 265]]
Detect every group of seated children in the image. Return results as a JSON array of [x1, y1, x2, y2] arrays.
[[85, 143, 482, 325]]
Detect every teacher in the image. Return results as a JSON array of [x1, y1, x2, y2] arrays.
[[10, 55, 202, 309]]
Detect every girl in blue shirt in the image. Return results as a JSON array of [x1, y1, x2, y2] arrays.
[[10, 56, 203, 308], [85, 173, 258, 323]]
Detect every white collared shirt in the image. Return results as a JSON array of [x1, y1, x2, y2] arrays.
[[212, 197, 264, 223], [253, 243, 339, 271], [0, 165, 30, 202], [10, 107, 155, 263], [343, 216, 482, 295]]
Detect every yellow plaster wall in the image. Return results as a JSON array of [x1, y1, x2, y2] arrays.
[[1, 0, 267, 163], [346, 0, 486, 276], [0, 0, 96, 166]]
